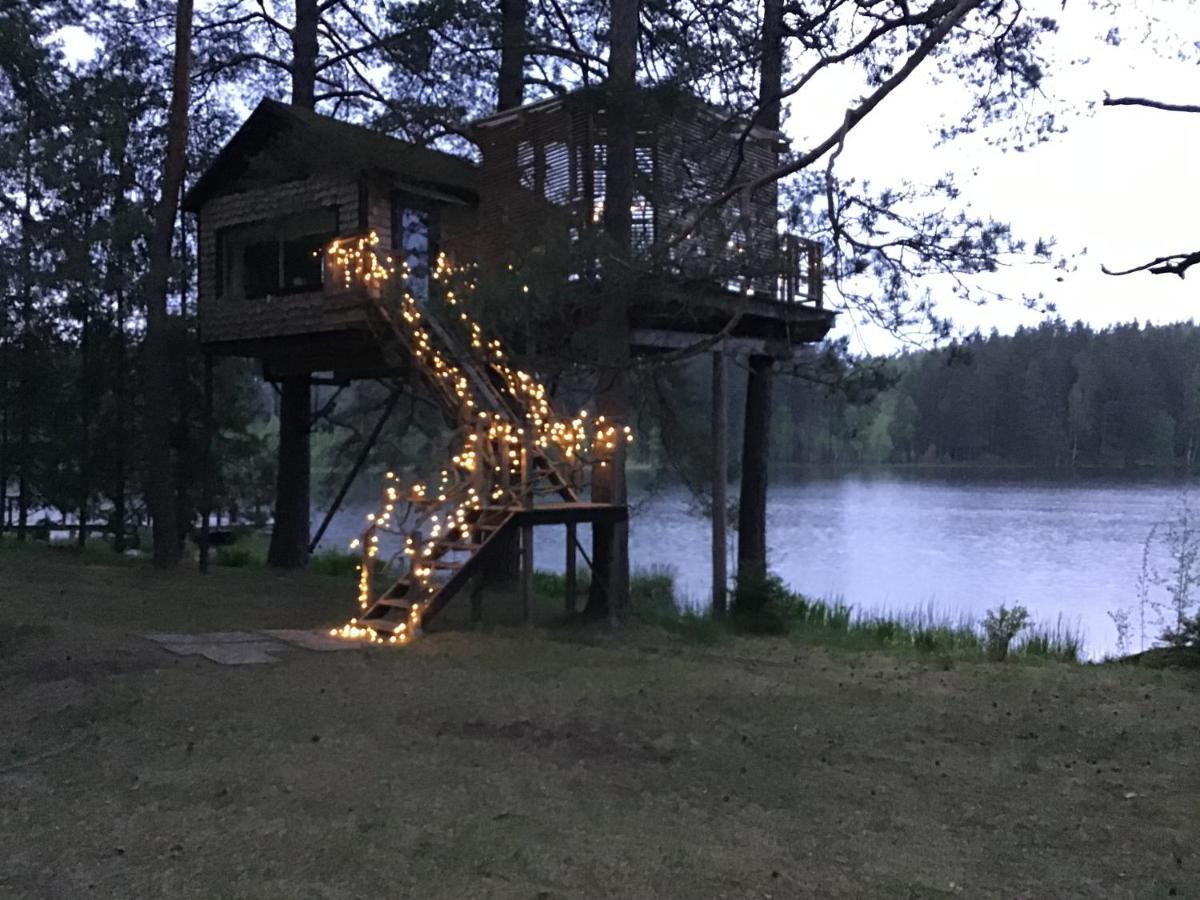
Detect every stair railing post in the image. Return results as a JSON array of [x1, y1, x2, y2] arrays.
[[520, 424, 534, 623]]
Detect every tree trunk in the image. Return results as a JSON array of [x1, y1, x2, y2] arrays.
[[497, 0, 528, 110], [732, 0, 785, 605], [759, 0, 783, 131], [104, 96, 134, 552], [109, 154, 134, 551], [736, 354, 773, 599], [291, 0, 318, 108], [77, 295, 90, 548], [17, 110, 34, 542], [112, 284, 128, 551], [585, 0, 637, 620], [267, 376, 311, 568], [142, 0, 194, 566], [263, 0, 320, 568]]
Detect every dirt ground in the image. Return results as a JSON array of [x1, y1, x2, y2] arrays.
[[1, 547, 1197, 899]]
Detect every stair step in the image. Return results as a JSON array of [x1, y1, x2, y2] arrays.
[[374, 595, 415, 607], [438, 541, 481, 552]]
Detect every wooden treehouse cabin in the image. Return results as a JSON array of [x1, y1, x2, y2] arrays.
[[470, 85, 829, 353], [182, 88, 833, 634]]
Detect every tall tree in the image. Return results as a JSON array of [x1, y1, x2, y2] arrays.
[[584, 0, 638, 619], [734, 0, 783, 602], [143, 0, 195, 565], [497, 0, 528, 110], [264, 0, 322, 569]]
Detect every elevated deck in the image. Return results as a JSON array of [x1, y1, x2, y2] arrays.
[[199, 231, 833, 376]]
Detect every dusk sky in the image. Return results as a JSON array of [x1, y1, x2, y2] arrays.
[[795, 1, 1200, 353], [57, 1, 1200, 356]]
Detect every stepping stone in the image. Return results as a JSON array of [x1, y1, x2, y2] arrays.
[[143, 631, 293, 665], [151, 638, 290, 665], [262, 629, 360, 651], [144, 631, 265, 645]]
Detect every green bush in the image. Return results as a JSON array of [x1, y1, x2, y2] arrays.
[[309, 551, 363, 578], [214, 546, 255, 568], [982, 605, 1031, 662]]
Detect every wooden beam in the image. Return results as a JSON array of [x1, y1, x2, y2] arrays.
[[510, 503, 627, 527], [308, 385, 403, 554]]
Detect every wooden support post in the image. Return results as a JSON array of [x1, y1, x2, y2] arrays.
[[565, 521, 577, 613], [521, 522, 534, 624], [520, 425, 534, 623], [737, 354, 774, 605], [308, 386, 402, 554], [711, 349, 728, 615], [267, 375, 311, 569], [198, 353, 214, 574], [470, 584, 483, 625]]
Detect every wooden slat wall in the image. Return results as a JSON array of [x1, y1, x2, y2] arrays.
[[197, 173, 361, 345], [472, 90, 783, 294]]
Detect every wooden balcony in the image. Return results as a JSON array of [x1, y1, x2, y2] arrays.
[[198, 229, 832, 375]]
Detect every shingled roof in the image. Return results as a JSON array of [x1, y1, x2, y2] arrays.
[[182, 99, 478, 212]]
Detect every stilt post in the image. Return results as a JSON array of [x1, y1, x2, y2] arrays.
[[711, 348, 728, 615], [736, 353, 774, 606], [520, 425, 534, 623], [198, 353, 214, 574], [565, 521, 577, 612]]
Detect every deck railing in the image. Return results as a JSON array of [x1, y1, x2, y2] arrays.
[[778, 233, 823, 308]]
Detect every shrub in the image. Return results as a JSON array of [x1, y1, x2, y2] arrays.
[[1161, 612, 1199, 650], [982, 605, 1030, 662], [309, 551, 363, 578], [214, 546, 254, 568], [731, 568, 793, 614]]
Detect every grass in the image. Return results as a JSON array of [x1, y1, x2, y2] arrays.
[[0, 534, 1084, 662], [2, 545, 1196, 898]]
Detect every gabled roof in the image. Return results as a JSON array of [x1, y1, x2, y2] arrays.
[[182, 99, 478, 212]]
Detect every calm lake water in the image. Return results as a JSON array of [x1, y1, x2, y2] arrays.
[[317, 469, 1199, 659]]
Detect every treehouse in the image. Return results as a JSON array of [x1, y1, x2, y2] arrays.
[[184, 88, 832, 377], [469, 85, 830, 353], [181, 99, 481, 380], [182, 88, 835, 630]]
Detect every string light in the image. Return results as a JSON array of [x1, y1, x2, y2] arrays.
[[327, 232, 632, 645]]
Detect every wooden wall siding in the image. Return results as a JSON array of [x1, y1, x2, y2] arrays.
[[198, 172, 362, 345], [366, 173, 393, 250], [473, 90, 783, 293], [201, 291, 374, 345]]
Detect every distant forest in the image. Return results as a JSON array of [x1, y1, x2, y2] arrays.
[[763, 320, 1200, 469]]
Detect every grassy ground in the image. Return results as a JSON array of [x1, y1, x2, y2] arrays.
[[1, 544, 1198, 899]]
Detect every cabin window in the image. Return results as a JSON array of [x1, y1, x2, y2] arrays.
[[543, 142, 571, 204], [242, 240, 279, 299], [218, 208, 337, 300], [518, 141, 536, 191], [391, 195, 436, 301]]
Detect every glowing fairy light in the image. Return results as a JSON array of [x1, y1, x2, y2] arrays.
[[327, 232, 632, 645]]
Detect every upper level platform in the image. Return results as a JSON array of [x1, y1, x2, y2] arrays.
[[182, 93, 834, 378]]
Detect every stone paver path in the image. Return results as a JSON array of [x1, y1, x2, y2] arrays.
[[143, 629, 358, 664]]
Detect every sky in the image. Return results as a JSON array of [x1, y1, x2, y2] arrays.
[[787, 1, 1200, 353], [56, 1, 1199, 357]]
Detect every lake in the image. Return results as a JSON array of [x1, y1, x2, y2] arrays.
[[317, 469, 1199, 659]]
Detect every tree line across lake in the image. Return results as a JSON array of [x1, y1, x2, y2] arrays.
[[764, 320, 1200, 470]]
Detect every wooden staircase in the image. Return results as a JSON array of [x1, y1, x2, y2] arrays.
[[343, 281, 624, 637]]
